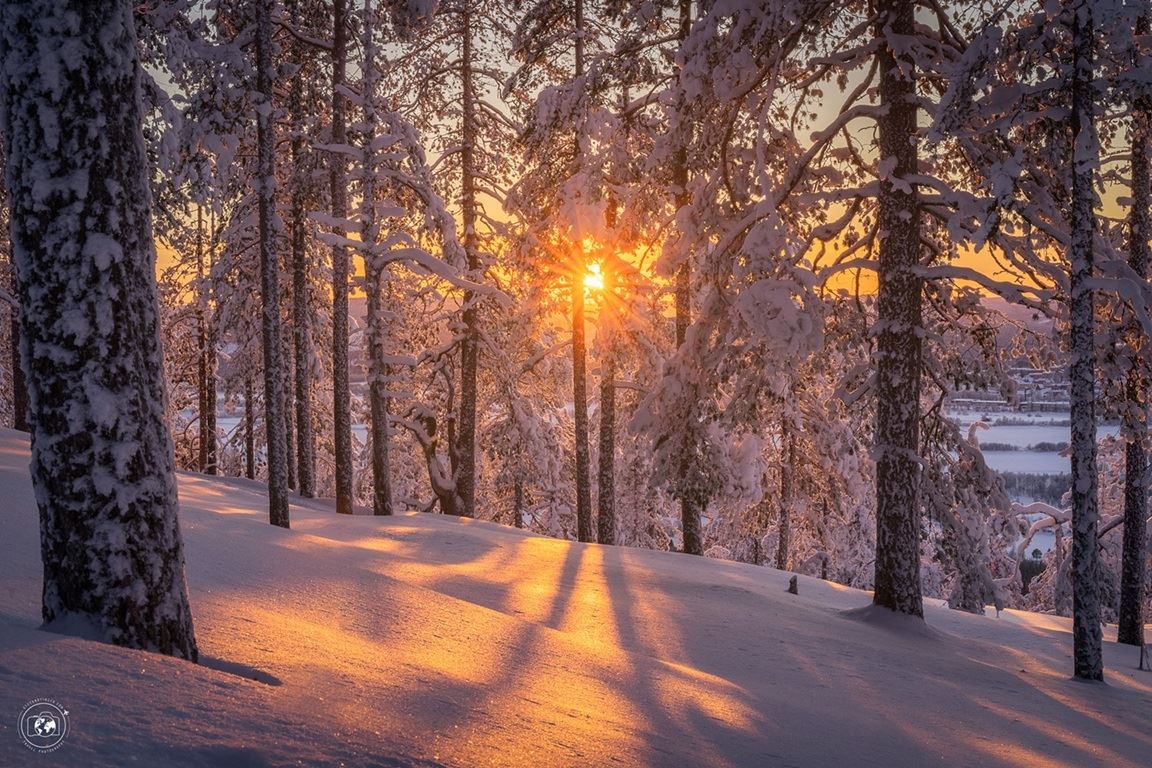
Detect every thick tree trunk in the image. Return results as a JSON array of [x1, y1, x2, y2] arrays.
[[455, 6, 480, 519], [362, 0, 393, 517], [256, 0, 289, 529], [675, 0, 703, 556], [1118, 12, 1150, 649], [286, 0, 315, 499], [0, 0, 197, 658], [871, 0, 924, 617], [1068, 1, 1103, 680], [331, 0, 354, 515]]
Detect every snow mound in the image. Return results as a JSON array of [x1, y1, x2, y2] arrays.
[[0, 428, 1149, 767]]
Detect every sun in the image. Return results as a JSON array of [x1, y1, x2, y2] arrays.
[[583, 262, 605, 291]]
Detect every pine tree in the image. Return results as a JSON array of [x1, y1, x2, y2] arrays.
[[256, 0, 290, 528], [0, 0, 198, 659], [330, 0, 354, 516], [286, 0, 318, 498], [1118, 8, 1149, 649], [195, 203, 219, 475], [1067, 0, 1103, 680], [871, 0, 924, 617], [455, 0, 483, 520], [361, 0, 394, 516]]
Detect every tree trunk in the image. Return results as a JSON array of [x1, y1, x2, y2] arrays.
[[195, 204, 216, 474], [282, 318, 297, 491], [514, 479, 524, 529], [598, 349, 616, 545], [675, 0, 703, 556], [0, 144, 24, 433], [9, 278, 27, 432], [1118, 11, 1149, 649], [0, 0, 197, 658], [331, 0, 353, 515], [256, 0, 289, 529], [245, 375, 256, 480], [1068, 0, 1103, 680], [455, 5, 480, 519], [573, 280, 593, 542], [362, 0, 393, 517], [871, 0, 924, 617], [777, 415, 794, 572], [571, 0, 593, 543], [204, 208, 217, 474], [286, 0, 315, 499]]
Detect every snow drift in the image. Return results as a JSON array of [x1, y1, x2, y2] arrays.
[[0, 428, 1148, 767]]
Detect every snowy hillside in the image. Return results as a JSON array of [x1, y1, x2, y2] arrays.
[[0, 427, 1148, 768]]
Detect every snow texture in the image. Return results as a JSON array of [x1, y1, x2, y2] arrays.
[[0, 1, 196, 659], [0, 429, 1149, 767]]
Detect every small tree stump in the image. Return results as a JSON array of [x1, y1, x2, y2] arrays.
[[787, 575, 798, 595]]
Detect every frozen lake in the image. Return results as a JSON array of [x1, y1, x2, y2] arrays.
[[952, 416, 1119, 476], [981, 450, 1069, 475], [948, 412, 1122, 556], [955, 420, 1119, 450]]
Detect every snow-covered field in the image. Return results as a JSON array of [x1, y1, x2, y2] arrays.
[[0, 428, 1149, 768]]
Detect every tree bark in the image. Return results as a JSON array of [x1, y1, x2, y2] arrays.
[[282, 316, 296, 490], [571, 0, 593, 543], [455, 5, 480, 519], [514, 479, 525, 529], [598, 347, 616, 545], [286, 0, 315, 499], [195, 204, 216, 475], [675, 0, 703, 556], [256, 0, 289, 529], [1118, 11, 1149, 649], [0, 0, 197, 658], [9, 276, 27, 432], [777, 415, 795, 572], [331, 0, 354, 515], [362, 0, 393, 516], [574, 279, 593, 542], [871, 0, 924, 617], [245, 375, 256, 480], [0, 144, 24, 433], [1068, 0, 1103, 680]]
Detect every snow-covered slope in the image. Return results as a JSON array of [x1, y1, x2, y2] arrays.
[[0, 428, 1149, 768]]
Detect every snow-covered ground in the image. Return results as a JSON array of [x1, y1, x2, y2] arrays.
[[0, 428, 1149, 768]]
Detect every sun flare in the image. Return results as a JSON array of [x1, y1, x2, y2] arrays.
[[583, 262, 605, 291]]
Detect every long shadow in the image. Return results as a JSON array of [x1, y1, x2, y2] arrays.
[[599, 545, 784, 767], [199, 655, 282, 686], [772, 602, 1152, 768]]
